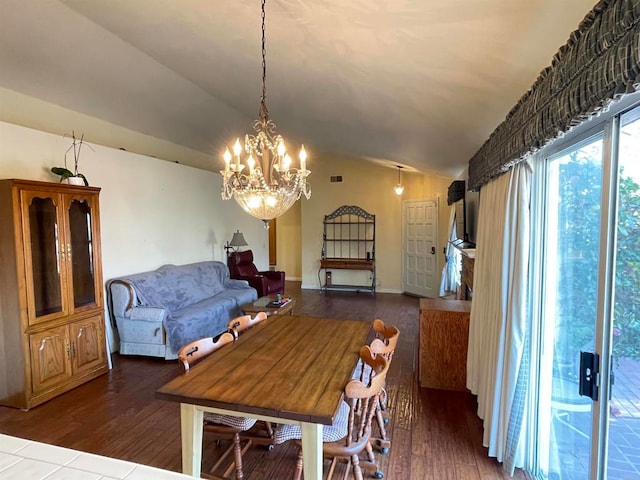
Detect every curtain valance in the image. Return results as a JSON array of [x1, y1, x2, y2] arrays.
[[468, 0, 640, 191]]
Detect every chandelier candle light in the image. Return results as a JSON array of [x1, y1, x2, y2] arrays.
[[220, 0, 310, 227]]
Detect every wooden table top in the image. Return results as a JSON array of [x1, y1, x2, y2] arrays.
[[155, 315, 371, 425], [419, 298, 471, 313]]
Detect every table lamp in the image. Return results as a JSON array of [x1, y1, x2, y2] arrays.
[[225, 230, 248, 257]]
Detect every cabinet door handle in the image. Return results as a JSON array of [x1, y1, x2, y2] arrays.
[[59, 243, 71, 261], [66, 342, 71, 358], [56, 243, 64, 268]]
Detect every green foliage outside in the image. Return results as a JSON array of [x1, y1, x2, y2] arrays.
[[612, 172, 640, 360], [557, 145, 640, 365]]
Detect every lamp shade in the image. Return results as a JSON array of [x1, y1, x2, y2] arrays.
[[229, 230, 248, 248]]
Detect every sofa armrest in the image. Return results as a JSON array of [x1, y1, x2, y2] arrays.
[[129, 306, 167, 322], [109, 280, 138, 318], [238, 275, 269, 294], [259, 270, 285, 282], [225, 278, 252, 289], [109, 280, 167, 321]]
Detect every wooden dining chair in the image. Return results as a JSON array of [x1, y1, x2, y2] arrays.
[[368, 319, 400, 454], [225, 310, 277, 452], [274, 346, 389, 480], [177, 332, 274, 480], [179, 332, 235, 372], [227, 311, 268, 340]]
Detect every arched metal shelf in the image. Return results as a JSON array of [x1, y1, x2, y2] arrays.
[[318, 205, 376, 294]]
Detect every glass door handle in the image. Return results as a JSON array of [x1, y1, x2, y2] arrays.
[[609, 365, 615, 400], [579, 351, 600, 401]]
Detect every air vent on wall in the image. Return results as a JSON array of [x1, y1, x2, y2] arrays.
[[330, 175, 343, 183]]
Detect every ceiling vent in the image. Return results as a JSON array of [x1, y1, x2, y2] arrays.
[[330, 175, 343, 183]]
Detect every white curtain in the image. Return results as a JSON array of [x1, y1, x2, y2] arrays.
[[440, 206, 461, 296], [466, 161, 531, 474]]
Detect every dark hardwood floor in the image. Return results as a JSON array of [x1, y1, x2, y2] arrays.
[[0, 282, 528, 479]]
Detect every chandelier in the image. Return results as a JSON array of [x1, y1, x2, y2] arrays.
[[221, 0, 310, 227]]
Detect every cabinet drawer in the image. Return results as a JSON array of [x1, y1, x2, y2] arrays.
[[121, 321, 165, 345]]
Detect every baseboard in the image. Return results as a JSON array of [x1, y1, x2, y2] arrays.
[[300, 284, 402, 294], [285, 276, 302, 281]]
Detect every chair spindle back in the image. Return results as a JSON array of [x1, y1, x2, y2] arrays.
[[178, 331, 235, 372], [227, 311, 268, 340]]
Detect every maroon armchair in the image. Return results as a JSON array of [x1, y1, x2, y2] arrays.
[[228, 250, 285, 297]]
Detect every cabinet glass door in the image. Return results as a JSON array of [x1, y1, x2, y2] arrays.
[[24, 193, 65, 322], [67, 198, 97, 309]]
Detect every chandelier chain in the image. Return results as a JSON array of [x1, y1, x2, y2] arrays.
[[260, 0, 268, 121]]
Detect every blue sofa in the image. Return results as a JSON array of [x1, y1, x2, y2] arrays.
[[107, 261, 257, 359]]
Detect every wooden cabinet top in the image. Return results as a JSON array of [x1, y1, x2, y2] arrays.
[[0, 178, 101, 193], [420, 298, 471, 313]]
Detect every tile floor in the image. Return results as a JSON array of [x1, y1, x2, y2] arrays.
[[0, 434, 192, 480]]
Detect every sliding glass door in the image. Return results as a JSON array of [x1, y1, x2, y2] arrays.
[[535, 103, 640, 480], [538, 134, 603, 480], [606, 108, 640, 479]]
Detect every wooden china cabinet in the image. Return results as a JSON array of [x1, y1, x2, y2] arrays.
[[0, 179, 108, 409]]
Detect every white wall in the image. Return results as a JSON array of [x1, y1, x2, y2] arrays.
[[301, 154, 455, 293], [0, 121, 270, 352]]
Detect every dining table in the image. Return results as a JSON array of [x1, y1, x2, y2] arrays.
[[155, 314, 371, 479]]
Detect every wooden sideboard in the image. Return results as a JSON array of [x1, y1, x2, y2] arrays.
[[419, 299, 471, 391], [460, 253, 475, 300]]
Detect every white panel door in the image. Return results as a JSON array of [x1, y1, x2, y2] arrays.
[[402, 199, 438, 297]]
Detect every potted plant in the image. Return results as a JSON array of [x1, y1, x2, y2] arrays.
[[51, 131, 89, 186]]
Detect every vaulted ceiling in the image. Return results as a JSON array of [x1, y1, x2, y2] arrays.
[[0, 0, 597, 177]]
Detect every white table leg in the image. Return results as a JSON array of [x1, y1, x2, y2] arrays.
[[180, 403, 203, 477], [300, 421, 322, 480]]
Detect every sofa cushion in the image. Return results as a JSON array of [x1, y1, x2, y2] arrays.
[[165, 295, 238, 351], [125, 262, 229, 312], [213, 287, 258, 308]]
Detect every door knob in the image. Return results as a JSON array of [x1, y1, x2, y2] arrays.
[[431, 246, 436, 254]]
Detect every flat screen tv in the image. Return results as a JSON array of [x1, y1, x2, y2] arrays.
[[454, 198, 466, 243], [448, 180, 475, 249]]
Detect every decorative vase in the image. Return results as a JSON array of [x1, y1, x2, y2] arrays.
[[67, 177, 85, 186]]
